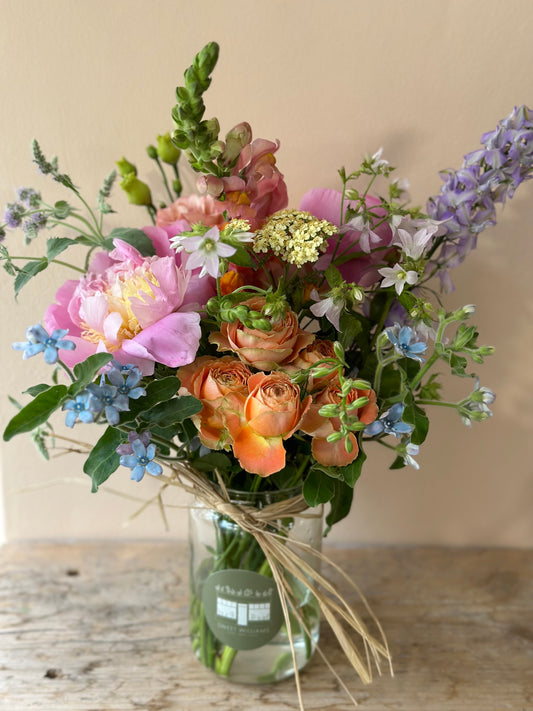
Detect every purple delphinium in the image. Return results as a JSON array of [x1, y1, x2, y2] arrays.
[[427, 105, 533, 290]]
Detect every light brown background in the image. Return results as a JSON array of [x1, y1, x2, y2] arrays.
[[1, 0, 532, 546]]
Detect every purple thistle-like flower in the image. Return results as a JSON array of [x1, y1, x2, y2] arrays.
[[4, 202, 26, 229], [427, 105, 533, 289], [17, 188, 41, 208]]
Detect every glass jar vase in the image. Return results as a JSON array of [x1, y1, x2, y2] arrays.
[[188, 488, 322, 684]]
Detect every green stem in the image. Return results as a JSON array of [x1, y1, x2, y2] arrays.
[[416, 399, 460, 409], [57, 358, 75, 382], [6, 255, 85, 274], [409, 352, 439, 392], [154, 157, 174, 203], [368, 291, 394, 352]]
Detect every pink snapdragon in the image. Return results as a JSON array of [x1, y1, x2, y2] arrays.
[[44, 239, 202, 375]]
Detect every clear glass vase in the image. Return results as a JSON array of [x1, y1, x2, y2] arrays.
[[188, 488, 322, 684]]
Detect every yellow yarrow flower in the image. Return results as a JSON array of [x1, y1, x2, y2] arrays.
[[253, 209, 336, 266]]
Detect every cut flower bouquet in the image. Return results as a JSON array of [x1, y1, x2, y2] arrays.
[[2, 41, 532, 707]]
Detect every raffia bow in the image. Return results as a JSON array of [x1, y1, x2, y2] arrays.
[[162, 460, 393, 710]]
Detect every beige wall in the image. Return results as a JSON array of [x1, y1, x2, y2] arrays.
[[1, 0, 532, 546]]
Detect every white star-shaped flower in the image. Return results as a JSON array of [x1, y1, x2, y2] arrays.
[[378, 263, 419, 294], [170, 226, 236, 279]]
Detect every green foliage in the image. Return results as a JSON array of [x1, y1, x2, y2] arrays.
[[108, 228, 156, 256], [302, 468, 336, 507], [46, 237, 77, 261], [325, 480, 354, 534], [3, 385, 68, 441], [402, 393, 429, 446], [83, 426, 123, 492], [69, 353, 113, 396], [139, 396, 202, 428], [120, 377, 181, 425], [14, 258, 48, 297]]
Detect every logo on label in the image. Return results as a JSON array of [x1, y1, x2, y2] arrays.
[[202, 569, 284, 650]]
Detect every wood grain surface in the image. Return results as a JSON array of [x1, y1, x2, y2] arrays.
[[0, 543, 531, 711]]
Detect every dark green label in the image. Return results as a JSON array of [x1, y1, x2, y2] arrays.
[[201, 569, 283, 651]]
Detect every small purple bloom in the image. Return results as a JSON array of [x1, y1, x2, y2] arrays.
[[4, 202, 26, 228], [17, 188, 41, 208]]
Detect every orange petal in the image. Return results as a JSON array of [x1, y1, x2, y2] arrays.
[[232, 426, 286, 477], [311, 433, 359, 467]]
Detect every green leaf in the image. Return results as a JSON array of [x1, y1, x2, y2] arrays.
[[343, 447, 366, 487], [83, 426, 123, 492], [69, 353, 113, 396], [403, 394, 429, 446], [389, 456, 406, 470], [120, 377, 181, 424], [302, 468, 336, 507], [140, 395, 202, 428], [109, 228, 156, 256], [325, 264, 343, 288], [46, 237, 76, 261], [14, 258, 48, 297], [23, 383, 52, 397], [193, 452, 233, 473], [227, 246, 253, 268], [338, 311, 362, 349], [325, 480, 354, 534], [3, 384, 68, 441]]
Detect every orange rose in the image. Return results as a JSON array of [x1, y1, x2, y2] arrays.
[[228, 372, 311, 477], [283, 339, 338, 393], [300, 382, 378, 467], [178, 356, 251, 449], [210, 296, 314, 371]]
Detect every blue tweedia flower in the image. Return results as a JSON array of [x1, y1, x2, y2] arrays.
[[86, 383, 129, 426], [385, 325, 427, 362], [12, 324, 76, 364], [118, 434, 163, 482], [4, 202, 26, 228], [364, 403, 414, 438], [62, 391, 100, 428], [106, 364, 145, 400]]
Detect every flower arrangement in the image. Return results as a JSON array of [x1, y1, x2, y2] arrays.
[[2, 41, 532, 706]]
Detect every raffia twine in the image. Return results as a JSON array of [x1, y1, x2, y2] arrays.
[[161, 460, 393, 710]]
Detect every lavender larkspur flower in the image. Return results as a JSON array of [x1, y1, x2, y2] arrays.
[[386, 325, 427, 362], [427, 105, 533, 288], [12, 324, 76, 364], [364, 403, 414, 438], [118, 431, 162, 481]]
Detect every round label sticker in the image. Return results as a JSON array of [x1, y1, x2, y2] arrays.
[[201, 568, 284, 651]]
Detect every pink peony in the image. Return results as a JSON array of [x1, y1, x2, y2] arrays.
[[44, 239, 202, 375], [299, 188, 396, 287]]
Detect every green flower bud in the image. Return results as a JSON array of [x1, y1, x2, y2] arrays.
[[53, 200, 72, 219], [319, 404, 340, 418], [146, 145, 158, 160], [172, 178, 182, 196], [205, 297, 219, 315], [116, 157, 137, 178], [232, 305, 250, 322], [252, 318, 272, 332], [326, 431, 344, 443], [120, 174, 152, 206], [157, 133, 181, 164]]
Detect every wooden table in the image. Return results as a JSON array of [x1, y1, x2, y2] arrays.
[[0, 543, 531, 710]]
